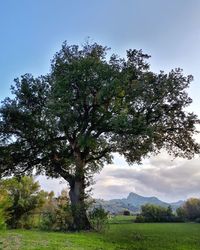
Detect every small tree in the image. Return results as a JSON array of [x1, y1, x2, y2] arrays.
[[39, 189, 73, 231], [136, 204, 174, 222], [88, 206, 108, 232], [0, 41, 199, 230], [177, 198, 200, 221], [0, 176, 47, 228]]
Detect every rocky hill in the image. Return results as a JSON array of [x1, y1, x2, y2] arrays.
[[94, 192, 184, 214]]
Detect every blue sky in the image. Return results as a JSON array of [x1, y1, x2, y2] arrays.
[[1, 0, 200, 201]]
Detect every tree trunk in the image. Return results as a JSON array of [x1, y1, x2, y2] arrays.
[[57, 149, 91, 230], [69, 178, 91, 231]]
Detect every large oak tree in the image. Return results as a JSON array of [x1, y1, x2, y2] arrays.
[[0, 42, 199, 230]]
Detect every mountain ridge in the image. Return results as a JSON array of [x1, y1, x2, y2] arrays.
[[94, 192, 184, 214]]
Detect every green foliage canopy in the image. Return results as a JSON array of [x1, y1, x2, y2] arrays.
[[0, 42, 199, 178]]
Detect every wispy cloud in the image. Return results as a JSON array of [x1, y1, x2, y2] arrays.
[[92, 152, 200, 202], [36, 150, 200, 203]]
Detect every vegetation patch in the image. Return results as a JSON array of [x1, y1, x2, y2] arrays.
[[0, 218, 200, 250]]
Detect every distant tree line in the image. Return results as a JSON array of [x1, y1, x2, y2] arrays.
[[135, 204, 176, 222], [135, 199, 200, 223]]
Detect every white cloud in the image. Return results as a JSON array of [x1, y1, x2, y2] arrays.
[[35, 151, 200, 203], [92, 152, 200, 202], [36, 175, 68, 197]]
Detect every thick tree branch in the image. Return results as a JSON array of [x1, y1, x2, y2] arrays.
[[86, 147, 111, 163]]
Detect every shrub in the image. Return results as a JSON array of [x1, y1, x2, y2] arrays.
[[170, 216, 185, 223], [39, 190, 73, 231], [135, 204, 175, 223], [88, 206, 109, 232], [0, 190, 10, 229], [195, 218, 200, 223], [176, 198, 200, 221], [135, 215, 145, 223], [0, 214, 6, 229], [0, 176, 47, 229], [123, 210, 130, 216], [176, 206, 186, 219], [14, 211, 42, 229]]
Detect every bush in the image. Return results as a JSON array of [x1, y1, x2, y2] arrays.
[[135, 215, 145, 223], [135, 204, 175, 223], [123, 210, 130, 216], [170, 216, 185, 223], [0, 214, 6, 230], [176, 198, 200, 221], [0, 176, 47, 229], [0, 178, 73, 231], [88, 206, 109, 232], [195, 218, 200, 223], [0, 189, 11, 229], [0, 202, 8, 229], [39, 190, 73, 231]]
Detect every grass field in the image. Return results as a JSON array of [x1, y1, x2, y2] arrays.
[[0, 216, 200, 250]]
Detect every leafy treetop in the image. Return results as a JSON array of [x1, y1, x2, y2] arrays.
[[0, 42, 199, 180]]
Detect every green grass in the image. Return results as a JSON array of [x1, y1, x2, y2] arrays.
[[108, 215, 136, 224], [0, 217, 200, 249]]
